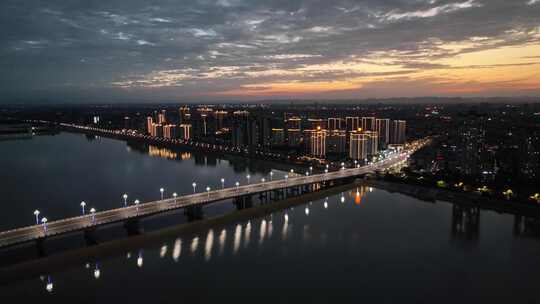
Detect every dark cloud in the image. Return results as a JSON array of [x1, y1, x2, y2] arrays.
[[0, 0, 539, 103]]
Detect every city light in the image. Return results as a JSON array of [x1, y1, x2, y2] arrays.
[[160, 187, 165, 200], [33, 209, 40, 225], [123, 193, 128, 207], [80, 201, 86, 215], [192, 182, 197, 193]]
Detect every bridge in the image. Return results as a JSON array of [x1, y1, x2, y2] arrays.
[[0, 140, 427, 249]]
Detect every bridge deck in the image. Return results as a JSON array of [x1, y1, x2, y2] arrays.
[[0, 152, 412, 248]]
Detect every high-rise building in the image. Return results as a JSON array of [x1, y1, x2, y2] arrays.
[[376, 118, 390, 149], [327, 130, 347, 154], [146, 117, 153, 134], [364, 131, 379, 155], [307, 118, 325, 130], [361, 117, 376, 131], [287, 129, 302, 147], [349, 131, 368, 160], [158, 110, 166, 124], [327, 118, 344, 130], [286, 117, 302, 130], [179, 124, 192, 140], [309, 128, 327, 158], [271, 128, 285, 146], [391, 120, 406, 144], [345, 117, 360, 132], [215, 110, 228, 130], [163, 124, 177, 139], [179, 107, 190, 124]]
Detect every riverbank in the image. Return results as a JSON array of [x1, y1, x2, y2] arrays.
[[362, 179, 540, 218]]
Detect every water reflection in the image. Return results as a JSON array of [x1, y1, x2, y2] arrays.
[[204, 230, 214, 261], [172, 238, 181, 262], [451, 205, 480, 242], [218, 229, 226, 256], [12, 186, 540, 299]]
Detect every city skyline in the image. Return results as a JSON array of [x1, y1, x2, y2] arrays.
[[1, 0, 540, 104]]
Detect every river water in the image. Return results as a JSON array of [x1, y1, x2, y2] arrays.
[[1, 133, 540, 303]]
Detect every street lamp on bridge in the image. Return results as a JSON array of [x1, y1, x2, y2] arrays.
[[33, 210, 40, 225], [90, 208, 96, 223], [160, 188, 165, 200], [192, 182, 197, 193], [270, 171, 274, 181], [221, 178, 225, 189], [235, 181, 240, 189], [134, 199, 140, 214], [41, 217, 48, 233], [246, 174, 251, 184], [123, 193, 128, 207], [206, 186, 211, 199], [80, 201, 86, 215], [173, 192, 178, 203]]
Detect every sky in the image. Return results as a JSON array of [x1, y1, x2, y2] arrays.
[[1, 0, 540, 103]]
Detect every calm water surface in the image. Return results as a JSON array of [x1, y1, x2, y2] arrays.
[[1, 133, 540, 303]]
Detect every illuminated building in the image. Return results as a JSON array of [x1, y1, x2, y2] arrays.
[[163, 124, 177, 139], [158, 110, 166, 124], [146, 117, 153, 134], [361, 117, 376, 131], [272, 128, 285, 146], [364, 131, 379, 155], [391, 120, 406, 144], [179, 124, 192, 140], [376, 118, 390, 149], [345, 117, 360, 132], [349, 130, 368, 160], [327, 118, 344, 130], [327, 130, 347, 154], [307, 118, 325, 130], [215, 110, 228, 130], [287, 129, 302, 147], [309, 128, 327, 157], [286, 117, 302, 130], [179, 107, 190, 124]]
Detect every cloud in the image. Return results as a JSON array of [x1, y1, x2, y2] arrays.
[[0, 0, 539, 103]]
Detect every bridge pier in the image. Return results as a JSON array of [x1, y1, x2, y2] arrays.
[[185, 205, 204, 221], [233, 195, 253, 210]]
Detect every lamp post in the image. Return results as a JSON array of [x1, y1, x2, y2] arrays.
[[290, 169, 294, 176], [261, 178, 266, 183], [123, 193, 128, 207], [221, 178, 225, 189], [41, 217, 48, 233], [284, 174, 288, 184], [309, 166, 313, 173], [134, 199, 140, 214], [246, 174, 251, 184], [160, 188, 165, 200], [80, 201, 86, 215], [90, 208, 96, 223], [192, 182, 197, 194], [206, 186, 211, 199], [33, 210, 40, 225], [173, 192, 178, 204], [270, 171, 274, 181], [235, 181, 240, 189]]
